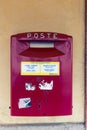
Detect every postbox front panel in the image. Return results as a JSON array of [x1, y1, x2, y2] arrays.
[[11, 32, 72, 116]]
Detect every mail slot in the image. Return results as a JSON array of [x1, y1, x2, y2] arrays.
[[11, 32, 72, 116]]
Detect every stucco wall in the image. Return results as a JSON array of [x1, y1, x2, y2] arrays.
[[0, 0, 85, 124], [0, 123, 85, 130]]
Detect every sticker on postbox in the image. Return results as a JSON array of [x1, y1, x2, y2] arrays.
[[21, 62, 60, 76], [18, 98, 32, 109]]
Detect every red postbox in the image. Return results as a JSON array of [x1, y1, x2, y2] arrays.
[[11, 32, 72, 116]]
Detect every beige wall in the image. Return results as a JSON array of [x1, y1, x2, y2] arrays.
[[0, 0, 85, 124]]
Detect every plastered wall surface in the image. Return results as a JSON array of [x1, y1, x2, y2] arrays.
[[0, 123, 85, 130], [0, 0, 85, 124]]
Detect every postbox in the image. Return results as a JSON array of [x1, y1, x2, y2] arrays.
[[11, 32, 72, 116]]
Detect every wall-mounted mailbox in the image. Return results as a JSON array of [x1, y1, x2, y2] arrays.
[[11, 32, 72, 116]]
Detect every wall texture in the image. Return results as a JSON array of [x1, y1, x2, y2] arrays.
[[0, 123, 85, 130], [0, 0, 85, 126]]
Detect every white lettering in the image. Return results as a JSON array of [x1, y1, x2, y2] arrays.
[[27, 33, 32, 38], [53, 33, 58, 39], [47, 33, 51, 38], [27, 32, 58, 40], [40, 33, 45, 39], [34, 33, 38, 39]]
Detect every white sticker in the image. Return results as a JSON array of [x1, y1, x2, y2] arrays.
[[21, 63, 40, 74], [25, 83, 36, 91], [18, 98, 32, 109], [39, 80, 53, 90], [41, 64, 58, 74], [21, 62, 60, 76]]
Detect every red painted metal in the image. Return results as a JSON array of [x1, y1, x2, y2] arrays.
[[11, 32, 72, 116]]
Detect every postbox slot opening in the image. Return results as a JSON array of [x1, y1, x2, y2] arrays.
[[19, 41, 65, 58], [30, 41, 54, 48]]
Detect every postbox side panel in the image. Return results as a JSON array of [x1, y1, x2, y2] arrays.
[[11, 33, 72, 116]]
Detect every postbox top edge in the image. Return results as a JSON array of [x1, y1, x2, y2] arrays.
[[11, 32, 72, 41]]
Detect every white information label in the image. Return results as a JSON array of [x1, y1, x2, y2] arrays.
[[21, 62, 60, 75], [41, 64, 58, 74], [21, 63, 40, 74]]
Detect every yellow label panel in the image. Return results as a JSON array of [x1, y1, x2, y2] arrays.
[[21, 62, 60, 76]]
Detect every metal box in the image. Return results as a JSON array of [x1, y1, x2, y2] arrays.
[[11, 32, 72, 116]]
